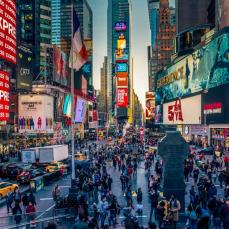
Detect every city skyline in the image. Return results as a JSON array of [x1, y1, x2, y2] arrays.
[[88, 0, 175, 106]]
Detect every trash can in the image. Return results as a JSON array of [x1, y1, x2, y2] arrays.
[[30, 176, 44, 192]]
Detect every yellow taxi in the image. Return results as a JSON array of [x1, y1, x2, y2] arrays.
[[0, 182, 18, 199], [75, 153, 87, 161], [45, 161, 67, 173]]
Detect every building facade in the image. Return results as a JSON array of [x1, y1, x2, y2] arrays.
[[175, 0, 214, 33], [52, 0, 61, 46], [149, 0, 176, 92], [107, 0, 131, 122]]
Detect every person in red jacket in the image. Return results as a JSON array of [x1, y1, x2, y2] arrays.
[[26, 202, 36, 222]]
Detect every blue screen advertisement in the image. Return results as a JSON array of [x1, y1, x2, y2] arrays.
[[116, 63, 127, 72], [156, 31, 229, 103]]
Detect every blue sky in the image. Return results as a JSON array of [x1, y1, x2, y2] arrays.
[[87, 0, 175, 105]]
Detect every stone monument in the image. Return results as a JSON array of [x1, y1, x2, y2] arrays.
[[158, 131, 188, 212]]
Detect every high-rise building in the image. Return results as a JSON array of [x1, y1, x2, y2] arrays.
[[147, 0, 159, 48], [107, 0, 131, 122], [17, 0, 52, 80], [98, 57, 108, 114], [52, 0, 61, 46], [149, 0, 176, 92], [175, 0, 214, 33]]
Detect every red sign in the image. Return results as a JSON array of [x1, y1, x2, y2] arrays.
[[92, 110, 98, 122], [203, 102, 222, 114], [117, 88, 128, 107], [116, 72, 128, 87], [0, 70, 10, 121], [0, 0, 16, 64], [168, 99, 183, 122]]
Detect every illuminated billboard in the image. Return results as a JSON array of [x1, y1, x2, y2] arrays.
[[53, 46, 68, 86], [145, 92, 155, 121], [117, 72, 128, 87], [0, 0, 17, 64], [117, 88, 128, 107], [114, 22, 127, 31], [115, 49, 128, 62], [116, 63, 128, 72], [63, 94, 72, 117], [16, 44, 33, 90], [0, 70, 10, 121], [117, 38, 126, 50], [18, 95, 54, 133], [156, 32, 229, 103], [75, 97, 87, 123]]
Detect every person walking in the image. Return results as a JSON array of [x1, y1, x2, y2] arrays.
[[99, 196, 108, 228], [13, 187, 21, 205], [28, 192, 36, 206], [168, 195, 181, 229], [6, 190, 13, 214], [107, 175, 113, 191], [149, 190, 159, 222], [13, 202, 22, 225], [136, 187, 143, 213], [22, 193, 29, 215]]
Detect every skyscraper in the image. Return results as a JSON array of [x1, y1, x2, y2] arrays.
[[17, 0, 52, 80], [107, 0, 131, 122], [52, 0, 61, 46]]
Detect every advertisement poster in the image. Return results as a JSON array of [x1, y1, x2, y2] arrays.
[[156, 32, 229, 103], [117, 88, 128, 107], [53, 46, 68, 86], [155, 105, 163, 124], [0, 0, 16, 64], [117, 72, 128, 87], [63, 94, 72, 117], [0, 70, 10, 121], [18, 95, 54, 133], [114, 22, 127, 31], [16, 43, 33, 90], [75, 97, 87, 123], [116, 63, 128, 72], [163, 95, 201, 125], [145, 92, 155, 121], [115, 49, 128, 61]]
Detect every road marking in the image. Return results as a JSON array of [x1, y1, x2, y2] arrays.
[[35, 204, 55, 220], [40, 198, 53, 201], [59, 185, 71, 188], [119, 215, 148, 219]]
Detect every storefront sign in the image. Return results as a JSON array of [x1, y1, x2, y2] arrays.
[[0, 70, 9, 121], [0, 0, 16, 64], [156, 32, 229, 103], [163, 95, 201, 125], [203, 102, 222, 114], [18, 94, 54, 133], [117, 88, 128, 107]]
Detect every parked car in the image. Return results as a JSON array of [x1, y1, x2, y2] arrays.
[[0, 182, 18, 200], [17, 169, 46, 184], [6, 163, 31, 179]]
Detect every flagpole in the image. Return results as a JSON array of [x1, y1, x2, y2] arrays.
[[71, 2, 75, 180]]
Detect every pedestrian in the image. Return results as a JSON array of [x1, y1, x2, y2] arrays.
[[99, 196, 108, 228], [26, 201, 36, 225], [22, 193, 29, 214], [187, 202, 198, 229], [13, 202, 22, 225], [196, 206, 209, 229], [13, 187, 21, 204], [149, 190, 159, 221], [6, 190, 13, 214], [136, 187, 143, 213], [168, 195, 181, 229], [52, 184, 61, 202], [107, 175, 113, 191]]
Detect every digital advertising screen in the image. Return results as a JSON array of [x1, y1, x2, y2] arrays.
[[117, 88, 128, 107], [156, 32, 229, 103], [0, 0, 17, 64], [63, 94, 72, 117], [145, 92, 155, 121], [0, 70, 9, 121], [114, 22, 127, 31], [75, 97, 87, 123], [116, 63, 128, 72]]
